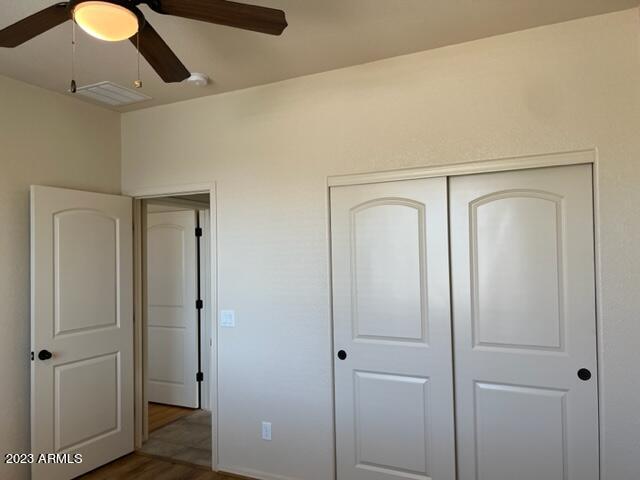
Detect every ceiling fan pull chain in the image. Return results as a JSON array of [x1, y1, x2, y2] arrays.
[[69, 15, 77, 94], [134, 32, 142, 89]]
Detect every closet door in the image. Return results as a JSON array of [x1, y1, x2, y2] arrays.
[[331, 178, 456, 480], [450, 164, 599, 480]]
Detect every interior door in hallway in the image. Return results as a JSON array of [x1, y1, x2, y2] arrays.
[[331, 178, 456, 480], [30, 186, 134, 480], [147, 210, 199, 408], [449, 164, 599, 480]]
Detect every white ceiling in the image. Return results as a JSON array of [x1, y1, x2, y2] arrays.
[[1, 0, 637, 112]]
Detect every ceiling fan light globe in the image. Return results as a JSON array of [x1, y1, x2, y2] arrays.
[[73, 1, 139, 42]]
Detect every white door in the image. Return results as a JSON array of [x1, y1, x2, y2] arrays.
[[30, 186, 133, 480], [450, 164, 599, 480], [331, 178, 456, 480], [147, 210, 199, 408]]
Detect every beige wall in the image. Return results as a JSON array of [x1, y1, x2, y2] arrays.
[[0, 75, 121, 480], [122, 9, 640, 480], [123, 9, 640, 480]]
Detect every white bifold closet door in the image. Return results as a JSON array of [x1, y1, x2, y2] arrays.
[[147, 210, 199, 408], [331, 178, 457, 480], [449, 164, 599, 480]]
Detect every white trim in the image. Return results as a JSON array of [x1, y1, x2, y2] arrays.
[[132, 182, 219, 472], [217, 464, 302, 480], [133, 198, 146, 449], [327, 149, 595, 187], [199, 208, 212, 412], [125, 182, 213, 198], [325, 174, 338, 480], [591, 151, 605, 480], [147, 197, 210, 210], [209, 192, 219, 472]]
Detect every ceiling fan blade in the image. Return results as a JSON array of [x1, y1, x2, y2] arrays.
[[132, 19, 190, 83], [0, 3, 70, 47], [147, 0, 287, 36]]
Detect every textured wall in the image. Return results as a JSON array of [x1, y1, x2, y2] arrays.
[[121, 9, 640, 480], [0, 75, 121, 480]]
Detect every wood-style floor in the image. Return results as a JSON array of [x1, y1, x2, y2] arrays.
[[79, 403, 253, 479], [78, 452, 246, 479], [148, 402, 197, 433]]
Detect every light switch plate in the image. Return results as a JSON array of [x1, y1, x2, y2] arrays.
[[261, 421, 272, 441], [220, 310, 235, 328]]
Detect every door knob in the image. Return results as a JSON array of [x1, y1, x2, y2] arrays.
[[337, 350, 347, 360], [577, 368, 592, 381], [38, 350, 53, 361]]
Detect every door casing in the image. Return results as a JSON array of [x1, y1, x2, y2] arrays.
[[129, 183, 218, 470], [327, 148, 603, 480]]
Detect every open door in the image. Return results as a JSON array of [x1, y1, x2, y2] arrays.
[[30, 186, 134, 480], [146, 210, 200, 408]]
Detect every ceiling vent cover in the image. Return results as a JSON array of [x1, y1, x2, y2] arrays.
[[75, 81, 151, 106]]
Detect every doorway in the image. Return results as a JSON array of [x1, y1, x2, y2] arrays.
[[136, 192, 215, 469]]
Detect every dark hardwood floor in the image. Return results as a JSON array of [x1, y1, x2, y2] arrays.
[[78, 452, 248, 479], [78, 403, 254, 479]]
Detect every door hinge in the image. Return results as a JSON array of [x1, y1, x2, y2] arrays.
[[195, 227, 203, 237], [196, 372, 204, 382], [196, 299, 203, 310]]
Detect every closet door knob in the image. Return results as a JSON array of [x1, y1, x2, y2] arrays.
[[337, 350, 347, 360], [577, 368, 592, 381]]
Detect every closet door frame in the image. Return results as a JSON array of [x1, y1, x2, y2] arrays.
[[327, 148, 603, 479]]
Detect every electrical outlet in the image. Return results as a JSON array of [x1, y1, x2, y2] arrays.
[[261, 421, 272, 441]]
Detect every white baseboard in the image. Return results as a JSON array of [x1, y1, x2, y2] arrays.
[[217, 463, 303, 480]]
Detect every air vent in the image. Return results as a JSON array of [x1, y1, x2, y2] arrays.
[[75, 81, 151, 106]]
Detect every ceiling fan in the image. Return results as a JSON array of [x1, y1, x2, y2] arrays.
[[0, 0, 288, 83]]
